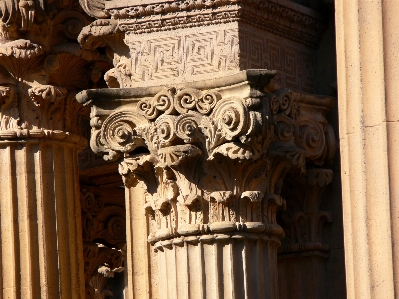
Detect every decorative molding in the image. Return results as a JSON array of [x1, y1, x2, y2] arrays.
[[103, 0, 326, 47], [78, 0, 324, 92], [0, 0, 92, 46], [79, 69, 336, 299], [0, 0, 104, 146], [79, 18, 318, 92]]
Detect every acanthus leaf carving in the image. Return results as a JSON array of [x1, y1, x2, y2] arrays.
[[28, 85, 67, 130], [82, 71, 336, 247], [0, 86, 18, 130], [278, 168, 334, 254], [80, 188, 126, 299]]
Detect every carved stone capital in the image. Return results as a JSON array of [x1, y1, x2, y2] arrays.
[[0, 0, 109, 147], [78, 70, 336, 246], [80, 187, 126, 299]]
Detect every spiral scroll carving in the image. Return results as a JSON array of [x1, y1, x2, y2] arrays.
[[94, 111, 148, 160], [174, 89, 221, 114], [297, 117, 326, 160], [175, 113, 202, 143], [270, 90, 300, 119], [138, 88, 175, 119], [137, 88, 222, 120], [89, 82, 336, 245], [211, 98, 249, 141], [154, 115, 176, 147]]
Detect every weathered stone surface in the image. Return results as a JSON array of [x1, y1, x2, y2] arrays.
[[0, 0, 348, 297], [80, 186, 126, 299], [335, 1, 399, 298]]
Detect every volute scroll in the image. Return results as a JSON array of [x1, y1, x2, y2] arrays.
[[81, 70, 336, 246]]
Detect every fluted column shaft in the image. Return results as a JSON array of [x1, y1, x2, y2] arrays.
[[335, 0, 399, 298], [153, 230, 280, 299], [0, 0, 100, 297], [0, 140, 85, 298], [124, 183, 152, 299]]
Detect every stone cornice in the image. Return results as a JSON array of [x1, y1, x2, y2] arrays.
[[80, 0, 326, 48]]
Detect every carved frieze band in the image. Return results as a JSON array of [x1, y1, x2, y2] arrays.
[[80, 0, 325, 47], [80, 23, 316, 92]]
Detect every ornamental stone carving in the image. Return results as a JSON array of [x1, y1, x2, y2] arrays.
[[78, 69, 336, 298], [279, 168, 334, 253], [81, 187, 126, 299], [78, 0, 326, 93], [0, 0, 108, 146]]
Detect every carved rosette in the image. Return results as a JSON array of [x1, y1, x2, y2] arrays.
[[80, 71, 335, 248]]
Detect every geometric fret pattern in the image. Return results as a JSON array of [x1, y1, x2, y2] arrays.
[[126, 25, 316, 93]]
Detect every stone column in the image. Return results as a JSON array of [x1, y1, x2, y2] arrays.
[[77, 70, 336, 298], [0, 124, 85, 299], [335, 0, 399, 298], [0, 0, 101, 297], [77, 0, 336, 297], [0, 82, 87, 298]]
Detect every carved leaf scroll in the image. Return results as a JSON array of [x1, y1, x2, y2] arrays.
[[89, 83, 336, 246]]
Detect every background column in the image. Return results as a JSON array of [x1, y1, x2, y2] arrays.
[[335, 0, 399, 298]]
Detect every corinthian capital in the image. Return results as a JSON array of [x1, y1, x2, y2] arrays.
[[0, 0, 109, 147], [78, 70, 336, 246]]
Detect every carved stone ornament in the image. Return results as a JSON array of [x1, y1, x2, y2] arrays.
[[0, 1, 114, 298], [279, 168, 334, 253], [78, 69, 336, 297], [81, 188, 125, 299], [78, 0, 326, 93], [77, 69, 335, 245], [0, 0, 108, 147]]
